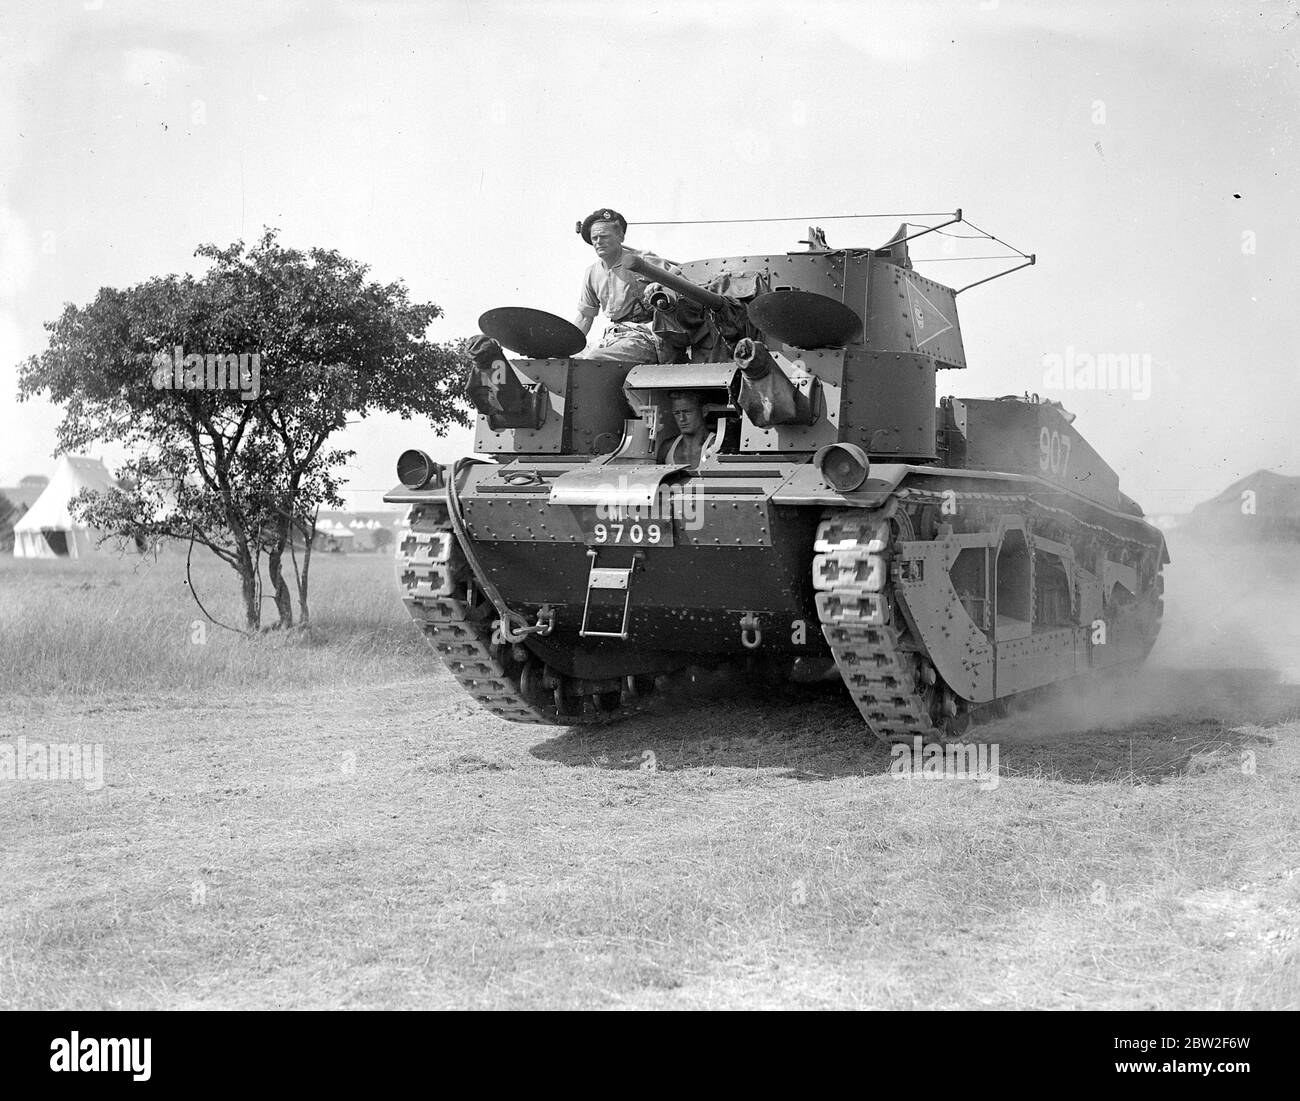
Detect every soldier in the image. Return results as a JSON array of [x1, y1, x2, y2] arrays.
[[573, 207, 681, 363], [659, 390, 716, 469]]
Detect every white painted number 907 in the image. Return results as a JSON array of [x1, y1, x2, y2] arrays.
[[592, 522, 662, 544], [1039, 427, 1072, 477]]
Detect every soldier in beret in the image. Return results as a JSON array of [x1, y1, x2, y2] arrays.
[[573, 207, 681, 363]]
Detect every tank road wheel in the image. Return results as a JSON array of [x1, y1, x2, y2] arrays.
[[553, 677, 582, 718], [519, 660, 548, 708], [623, 673, 655, 699], [938, 687, 971, 739]]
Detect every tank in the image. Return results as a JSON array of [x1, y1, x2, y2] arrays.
[[385, 216, 1167, 742]]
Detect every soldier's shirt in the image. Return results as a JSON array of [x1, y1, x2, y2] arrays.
[[577, 247, 681, 325]]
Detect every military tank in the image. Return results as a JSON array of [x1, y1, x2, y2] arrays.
[[385, 213, 1167, 742]]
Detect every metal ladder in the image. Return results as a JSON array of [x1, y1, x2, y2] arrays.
[[579, 549, 643, 640]]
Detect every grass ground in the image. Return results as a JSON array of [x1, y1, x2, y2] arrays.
[[0, 548, 425, 695], [1, 533, 1297, 1009]]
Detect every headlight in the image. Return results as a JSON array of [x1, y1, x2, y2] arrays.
[[813, 443, 870, 493], [396, 449, 442, 490]]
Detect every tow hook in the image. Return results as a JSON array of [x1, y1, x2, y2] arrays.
[[493, 604, 556, 645]]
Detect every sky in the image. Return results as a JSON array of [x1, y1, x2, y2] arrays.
[[1, 0, 1296, 513]]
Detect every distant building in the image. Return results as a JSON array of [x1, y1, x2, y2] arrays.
[[1190, 470, 1300, 541]]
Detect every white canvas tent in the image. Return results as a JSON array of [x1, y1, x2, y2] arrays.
[[314, 509, 402, 551], [313, 518, 356, 553], [12, 456, 120, 559]]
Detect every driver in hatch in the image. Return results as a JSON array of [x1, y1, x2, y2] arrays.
[[659, 390, 716, 470]]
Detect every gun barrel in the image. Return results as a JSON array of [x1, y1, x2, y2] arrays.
[[625, 255, 728, 311]]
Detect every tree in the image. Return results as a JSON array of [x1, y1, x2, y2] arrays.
[[18, 230, 468, 629], [371, 526, 395, 554]]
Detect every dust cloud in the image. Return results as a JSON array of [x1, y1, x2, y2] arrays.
[[988, 526, 1300, 740], [1153, 527, 1300, 681]]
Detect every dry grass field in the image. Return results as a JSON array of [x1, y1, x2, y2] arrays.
[[1, 531, 1297, 1010]]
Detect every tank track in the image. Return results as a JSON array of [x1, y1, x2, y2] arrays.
[[813, 504, 956, 744], [396, 500, 741, 725], [397, 501, 550, 722], [812, 489, 1165, 745]]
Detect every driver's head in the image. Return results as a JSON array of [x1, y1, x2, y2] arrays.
[[669, 391, 705, 437]]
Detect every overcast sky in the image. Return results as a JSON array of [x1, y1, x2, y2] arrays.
[[1, 0, 1296, 513]]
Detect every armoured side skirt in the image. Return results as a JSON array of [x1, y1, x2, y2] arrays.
[[891, 537, 1159, 704]]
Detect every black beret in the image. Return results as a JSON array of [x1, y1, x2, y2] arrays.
[[577, 208, 627, 244], [466, 333, 505, 365]]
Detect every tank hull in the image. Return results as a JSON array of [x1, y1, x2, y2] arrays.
[[392, 451, 1166, 742]]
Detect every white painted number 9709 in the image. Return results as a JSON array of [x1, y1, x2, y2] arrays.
[[1039, 427, 1072, 477], [592, 522, 662, 544]]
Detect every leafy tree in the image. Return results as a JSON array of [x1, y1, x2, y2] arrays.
[[18, 230, 468, 629], [371, 526, 395, 553]]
